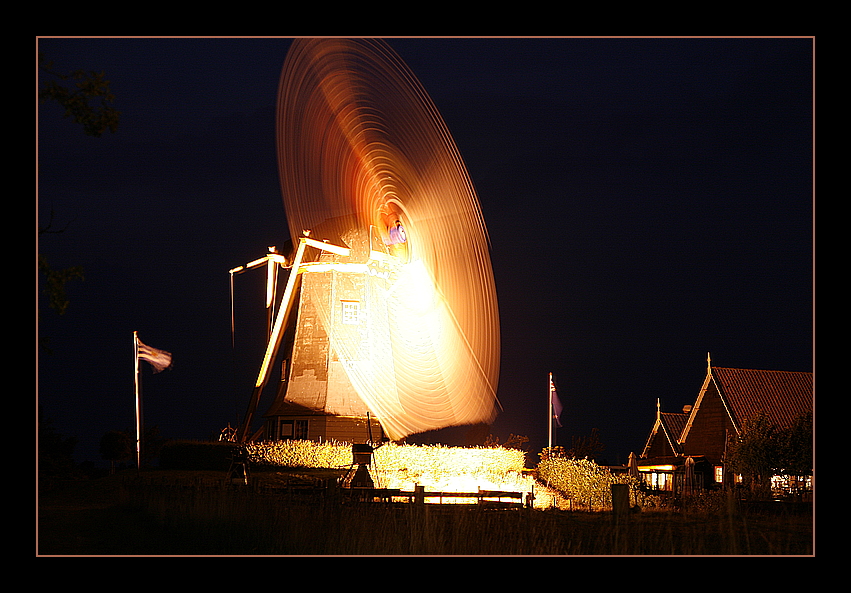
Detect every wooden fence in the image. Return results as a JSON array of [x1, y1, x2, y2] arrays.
[[339, 485, 529, 508]]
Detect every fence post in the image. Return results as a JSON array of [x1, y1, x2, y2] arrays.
[[611, 484, 629, 517]]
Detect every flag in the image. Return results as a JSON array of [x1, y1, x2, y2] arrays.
[[550, 374, 563, 427], [137, 337, 172, 373]]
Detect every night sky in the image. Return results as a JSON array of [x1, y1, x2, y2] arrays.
[[37, 37, 813, 468]]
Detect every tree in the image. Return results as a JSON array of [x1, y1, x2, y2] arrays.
[[484, 433, 529, 450], [779, 413, 813, 477], [38, 53, 120, 137], [566, 427, 605, 461], [725, 411, 813, 498], [38, 409, 78, 479], [140, 425, 168, 467], [100, 430, 134, 474], [38, 214, 85, 352], [38, 252, 84, 317], [726, 412, 776, 497], [38, 53, 120, 346]]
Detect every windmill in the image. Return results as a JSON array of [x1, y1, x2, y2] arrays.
[[236, 38, 500, 445]]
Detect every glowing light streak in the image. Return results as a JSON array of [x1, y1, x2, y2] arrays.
[[266, 257, 276, 310], [277, 39, 500, 440], [300, 262, 371, 274], [253, 238, 331, 388], [302, 236, 351, 257], [239, 237, 353, 442], [246, 256, 269, 270]]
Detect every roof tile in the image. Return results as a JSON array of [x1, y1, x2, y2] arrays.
[[712, 367, 812, 429]]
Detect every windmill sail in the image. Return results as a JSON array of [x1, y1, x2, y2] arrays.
[[264, 38, 500, 442]]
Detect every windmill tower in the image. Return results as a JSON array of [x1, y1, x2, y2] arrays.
[[261, 220, 397, 443], [236, 39, 501, 445]]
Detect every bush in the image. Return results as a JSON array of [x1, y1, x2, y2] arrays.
[[246, 440, 529, 493], [537, 454, 656, 511], [159, 440, 240, 471], [246, 439, 351, 469], [370, 442, 527, 491]]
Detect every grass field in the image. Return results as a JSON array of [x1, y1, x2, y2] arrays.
[[37, 469, 814, 556]]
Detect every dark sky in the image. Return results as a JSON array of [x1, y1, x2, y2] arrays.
[[37, 37, 813, 468]]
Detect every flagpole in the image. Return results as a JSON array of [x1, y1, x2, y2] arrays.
[[134, 331, 141, 471], [548, 372, 553, 450]]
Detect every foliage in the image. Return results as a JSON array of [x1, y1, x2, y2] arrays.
[[39, 53, 120, 137], [483, 433, 529, 450], [565, 427, 605, 461], [726, 412, 813, 496], [38, 253, 84, 317], [537, 452, 657, 511], [44, 471, 814, 555], [681, 489, 737, 515], [38, 410, 79, 478], [726, 412, 777, 490], [539, 446, 565, 462], [159, 440, 241, 471], [247, 439, 351, 469], [779, 413, 813, 476], [138, 426, 168, 466], [372, 442, 527, 490], [100, 430, 134, 473], [246, 440, 529, 492], [38, 52, 121, 331]]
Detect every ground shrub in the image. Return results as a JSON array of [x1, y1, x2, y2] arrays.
[[537, 455, 657, 511], [159, 440, 239, 471]]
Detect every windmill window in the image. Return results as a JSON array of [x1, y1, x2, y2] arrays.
[[295, 419, 309, 439], [341, 300, 360, 324], [279, 419, 309, 440]]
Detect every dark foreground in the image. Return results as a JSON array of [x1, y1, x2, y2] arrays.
[[38, 470, 814, 556]]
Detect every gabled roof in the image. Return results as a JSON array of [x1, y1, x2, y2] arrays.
[[711, 367, 812, 433], [680, 365, 813, 443], [661, 411, 689, 444], [640, 399, 689, 458]]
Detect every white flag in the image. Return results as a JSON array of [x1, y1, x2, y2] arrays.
[[137, 337, 172, 373]]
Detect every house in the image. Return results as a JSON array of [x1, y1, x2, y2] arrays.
[[635, 356, 813, 496], [638, 401, 694, 492]]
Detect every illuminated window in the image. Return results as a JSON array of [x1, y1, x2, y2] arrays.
[[644, 471, 673, 491], [714, 465, 724, 484], [341, 300, 360, 324]]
